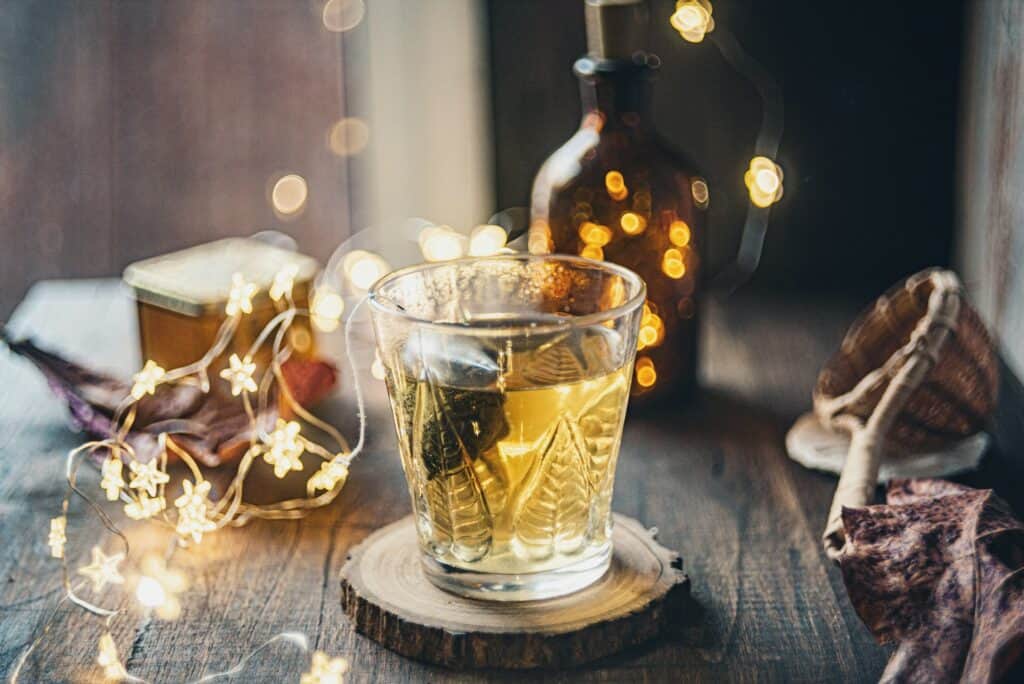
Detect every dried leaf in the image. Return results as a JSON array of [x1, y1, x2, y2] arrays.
[[3, 332, 337, 468], [840, 479, 1024, 683]]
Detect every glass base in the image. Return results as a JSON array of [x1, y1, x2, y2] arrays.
[[421, 544, 612, 602]]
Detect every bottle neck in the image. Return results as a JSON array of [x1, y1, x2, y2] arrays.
[[575, 57, 655, 133]]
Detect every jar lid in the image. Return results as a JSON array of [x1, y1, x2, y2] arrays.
[[123, 237, 319, 316]]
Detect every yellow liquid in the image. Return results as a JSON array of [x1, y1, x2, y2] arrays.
[[387, 359, 630, 575]]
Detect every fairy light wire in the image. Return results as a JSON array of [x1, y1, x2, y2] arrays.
[[12, 273, 372, 682]]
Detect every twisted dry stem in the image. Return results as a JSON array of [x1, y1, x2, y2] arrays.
[[821, 270, 963, 561]]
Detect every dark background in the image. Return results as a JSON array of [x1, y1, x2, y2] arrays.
[[488, 0, 966, 296]]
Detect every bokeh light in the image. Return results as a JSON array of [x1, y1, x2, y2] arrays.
[[691, 178, 710, 208], [636, 356, 657, 387], [311, 289, 345, 332], [271, 174, 308, 215], [342, 250, 389, 290], [328, 117, 370, 157], [669, 220, 691, 247], [419, 225, 466, 262], [322, 0, 365, 32], [744, 156, 784, 208], [620, 212, 647, 235], [605, 171, 628, 201], [468, 224, 508, 256], [580, 244, 604, 261], [662, 248, 686, 279], [670, 0, 715, 43], [579, 221, 613, 246]]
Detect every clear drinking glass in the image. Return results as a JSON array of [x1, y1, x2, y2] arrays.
[[368, 254, 644, 600]]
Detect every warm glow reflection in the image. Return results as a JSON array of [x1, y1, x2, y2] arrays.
[[636, 356, 657, 387], [580, 244, 604, 260], [670, 0, 715, 43], [669, 220, 691, 247], [322, 0, 365, 32], [662, 248, 686, 279], [468, 224, 508, 256], [419, 225, 466, 262], [311, 289, 344, 332], [620, 212, 647, 235], [744, 156, 784, 208], [271, 174, 308, 215], [328, 117, 369, 156], [605, 171, 628, 201], [342, 250, 389, 290], [579, 221, 612, 246]]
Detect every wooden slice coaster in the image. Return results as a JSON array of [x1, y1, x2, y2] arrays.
[[339, 513, 690, 669]]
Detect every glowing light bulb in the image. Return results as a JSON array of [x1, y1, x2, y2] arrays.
[[580, 244, 604, 260], [220, 354, 258, 396], [744, 156, 784, 208], [691, 178, 710, 208], [97, 633, 127, 681], [322, 0, 365, 32], [620, 212, 647, 235], [271, 174, 308, 215], [327, 117, 369, 156], [308, 459, 349, 495], [468, 224, 508, 256], [605, 171, 628, 200], [636, 357, 657, 387], [302, 650, 350, 684], [136, 576, 166, 609], [342, 250, 389, 290], [578, 221, 613, 246], [48, 516, 67, 558], [639, 325, 658, 347], [311, 289, 345, 333], [270, 264, 299, 302], [662, 248, 686, 279], [226, 273, 259, 316], [261, 419, 306, 478], [669, 220, 691, 247], [100, 456, 125, 501], [131, 360, 165, 400], [670, 0, 715, 43], [419, 226, 466, 262]]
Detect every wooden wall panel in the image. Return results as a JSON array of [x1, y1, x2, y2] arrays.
[[0, 1, 353, 319]]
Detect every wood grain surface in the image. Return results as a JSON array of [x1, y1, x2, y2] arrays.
[[339, 514, 689, 669], [12, 280, 1018, 682]]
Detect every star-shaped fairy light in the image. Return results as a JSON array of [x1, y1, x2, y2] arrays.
[[307, 459, 349, 495], [78, 546, 126, 593], [301, 651, 350, 684], [48, 516, 66, 558], [174, 479, 217, 544], [219, 353, 258, 396], [225, 273, 259, 316], [261, 419, 306, 478], [130, 360, 165, 400], [128, 459, 169, 497], [100, 456, 125, 501], [270, 264, 299, 302], [124, 492, 166, 521], [97, 633, 127, 680]]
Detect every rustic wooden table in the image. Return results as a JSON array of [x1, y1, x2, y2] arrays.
[[4, 279, 1019, 682]]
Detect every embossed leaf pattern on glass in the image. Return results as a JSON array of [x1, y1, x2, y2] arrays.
[[414, 373, 503, 562], [576, 373, 629, 544], [512, 418, 592, 559]]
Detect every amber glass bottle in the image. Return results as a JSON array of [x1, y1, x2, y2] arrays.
[[529, 0, 708, 403]]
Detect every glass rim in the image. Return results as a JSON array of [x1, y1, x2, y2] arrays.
[[367, 253, 646, 337]]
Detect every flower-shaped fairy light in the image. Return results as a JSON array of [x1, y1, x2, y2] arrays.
[[174, 479, 217, 544], [259, 419, 307, 478], [48, 516, 66, 558], [100, 456, 125, 501], [130, 360, 165, 400], [220, 353, 258, 396], [301, 651, 350, 684]]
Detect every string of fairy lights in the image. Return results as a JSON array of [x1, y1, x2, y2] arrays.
[[13, 1, 783, 680]]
